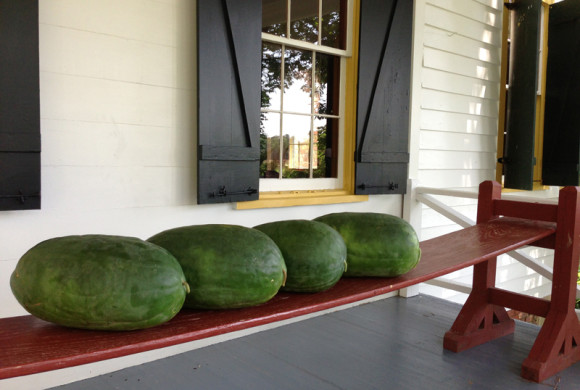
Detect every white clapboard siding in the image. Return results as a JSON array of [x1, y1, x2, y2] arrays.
[[422, 68, 501, 100], [418, 169, 496, 189], [419, 150, 496, 170], [39, 0, 179, 47], [423, 47, 501, 82], [423, 26, 501, 64], [41, 73, 177, 128], [421, 89, 499, 117], [420, 109, 499, 135], [41, 119, 192, 168], [40, 24, 178, 88], [414, 0, 508, 302], [422, 193, 479, 207], [1, 0, 409, 325], [473, 0, 503, 11], [425, 3, 501, 46], [428, 0, 502, 28], [421, 204, 477, 228], [420, 224, 463, 241], [420, 130, 497, 152]]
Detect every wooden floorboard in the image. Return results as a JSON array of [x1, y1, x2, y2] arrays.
[[49, 295, 580, 390]]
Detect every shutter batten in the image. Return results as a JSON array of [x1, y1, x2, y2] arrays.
[[354, 0, 412, 195], [502, 0, 542, 190], [0, 0, 40, 211], [197, 0, 262, 204]]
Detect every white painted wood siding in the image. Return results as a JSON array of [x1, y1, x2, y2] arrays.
[[0, 0, 404, 320], [417, 0, 501, 191], [410, 0, 554, 304], [0, 0, 553, 327]]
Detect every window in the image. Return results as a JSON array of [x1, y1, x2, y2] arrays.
[[196, 0, 413, 205], [260, 0, 347, 192]]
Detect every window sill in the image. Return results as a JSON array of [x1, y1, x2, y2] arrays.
[[236, 190, 369, 210]]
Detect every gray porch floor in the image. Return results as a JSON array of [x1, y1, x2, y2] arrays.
[[51, 294, 580, 390]]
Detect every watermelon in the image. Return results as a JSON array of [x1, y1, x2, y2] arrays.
[[10, 235, 189, 331], [314, 212, 421, 277], [148, 224, 286, 309], [255, 219, 347, 292]]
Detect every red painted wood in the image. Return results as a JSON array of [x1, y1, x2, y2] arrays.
[[494, 199, 559, 222], [445, 181, 518, 353], [521, 185, 580, 382], [488, 287, 551, 318], [521, 311, 580, 382], [443, 302, 515, 352], [0, 217, 556, 380], [476, 180, 501, 224], [444, 181, 580, 383], [551, 186, 580, 311]]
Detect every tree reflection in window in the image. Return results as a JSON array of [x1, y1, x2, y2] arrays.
[[260, 0, 345, 180]]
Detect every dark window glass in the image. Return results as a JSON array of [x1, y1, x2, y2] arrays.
[[290, 0, 319, 44], [321, 0, 345, 49], [262, 0, 287, 36]]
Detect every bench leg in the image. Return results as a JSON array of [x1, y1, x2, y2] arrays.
[[443, 299, 514, 352], [521, 310, 580, 382], [521, 185, 580, 382], [443, 259, 515, 352]]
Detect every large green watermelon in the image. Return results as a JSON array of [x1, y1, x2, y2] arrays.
[[10, 235, 189, 331], [255, 219, 347, 293], [314, 212, 421, 277], [148, 224, 286, 309]]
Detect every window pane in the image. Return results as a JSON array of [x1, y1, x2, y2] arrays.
[[312, 116, 338, 178], [290, 0, 319, 44], [260, 112, 281, 178], [262, 0, 287, 37], [315, 52, 340, 115], [260, 0, 344, 187], [284, 48, 312, 114], [283, 114, 311, 178], [321, 0, 345, 49], [262, 43, 282, 110]]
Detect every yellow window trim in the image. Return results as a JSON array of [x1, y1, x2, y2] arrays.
[[237, 0, 364, 210], [236, 190, 368, 210]]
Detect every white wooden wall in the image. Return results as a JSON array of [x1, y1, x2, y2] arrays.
[[409, 0, 554, 303], [0, 1, 561, 387], [0, 0, 555, 322], [0, 0, 404, 320]]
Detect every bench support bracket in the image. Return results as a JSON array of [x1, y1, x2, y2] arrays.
[[443, 181, 580, 383]]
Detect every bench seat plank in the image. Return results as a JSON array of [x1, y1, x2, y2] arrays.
[[0, 217, 556, 380]]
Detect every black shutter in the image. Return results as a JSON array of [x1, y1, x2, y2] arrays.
[[197, 0, 261, 204], [354, 0, 412, 195], [0, 0, 40, 210], [502, 0, 542, 190], [542, 0, 580, 186]]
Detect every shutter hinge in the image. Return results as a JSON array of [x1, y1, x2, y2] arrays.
[[0, 190, 31, 204], [210, 186, 258, 198], [358, 182, 399, 191]]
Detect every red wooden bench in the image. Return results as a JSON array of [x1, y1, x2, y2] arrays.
[[0, 180, 578, 384]]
